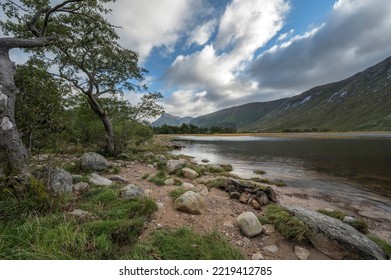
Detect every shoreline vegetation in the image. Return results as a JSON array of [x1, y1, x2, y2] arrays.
[[1, 134, 390, 260]]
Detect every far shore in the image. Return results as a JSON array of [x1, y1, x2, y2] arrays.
[[158, 131, 391, 140]]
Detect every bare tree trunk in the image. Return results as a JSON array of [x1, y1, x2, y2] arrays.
[[87, 95, 115, 155], [0, 48, 29, 177]]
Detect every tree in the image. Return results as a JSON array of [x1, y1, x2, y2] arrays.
[[15, 60, 68, 151], [0, 0, 112, 176]]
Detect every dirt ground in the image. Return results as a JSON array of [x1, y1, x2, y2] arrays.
[[117, 160, 333, 260]]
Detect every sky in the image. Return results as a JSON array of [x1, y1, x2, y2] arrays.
[[104, 0, 391, 118], [6, 0, 391, 118]]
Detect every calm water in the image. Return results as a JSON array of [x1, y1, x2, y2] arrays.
[[172, 135, 391, 208]]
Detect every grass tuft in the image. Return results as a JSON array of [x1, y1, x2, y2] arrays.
[[265, 204, 309, 242], [148, 171, 168, 186], [127, 227, 244, 260], [169, 188, 189, 201], [368, 235, 391, 259]]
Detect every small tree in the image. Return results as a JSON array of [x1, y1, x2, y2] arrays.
[[0, 0, 112, 177], [42, 12, 155, 155]]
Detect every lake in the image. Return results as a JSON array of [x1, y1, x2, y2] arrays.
[[171, 134, 391, 211]]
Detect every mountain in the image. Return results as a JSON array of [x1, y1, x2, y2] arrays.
[[151, 113, 193, 127], [244, 56, 391, 132], [190, 99, 287, 129]]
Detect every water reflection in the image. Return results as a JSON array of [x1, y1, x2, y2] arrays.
[[172, 136, 391, 201]]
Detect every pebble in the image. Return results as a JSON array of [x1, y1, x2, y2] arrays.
[[263, 245, 278, 254]]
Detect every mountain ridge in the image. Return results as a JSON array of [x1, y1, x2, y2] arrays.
[[172, 56, 391, 132]]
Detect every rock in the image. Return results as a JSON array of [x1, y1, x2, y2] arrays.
[[182, 182, 195, 189], [73, 182, 89, 193], [157, 202, 165, 209], [89, 173, 113, 186], [147, 164, 154, 169], [256, 192, 270, 206], [295, 246, 310, 260], [201, 159, 210, 163], [156, 154, 167, 161], [109, 175, 128, 183], [69, 209, 92, 222], [223, 221, 235, 228], [239, 193, 250, 204], [206, 164, 224, 172], [230, 192, 240, 199], [144, 189, 153, 197], [243, 237, 251, 246], [143, 152, 155, 159], [237, 212, 263, 237], [47, 168, 73, 193], [264, 245, 278, 254], [164, 178, 175, 185], [251, 199, 262, 210], [120, 184, 146, 199], [166, 159, 186, 173], [285, 205, 388, 260], [182, 167, 199, 179], [252, 252, 265, 260], [343, 216, 357, 224], [200, 185, 209, 196], [174, 191, 206, 215], [263, 224, 275, 235], [264, 186, 277, 203], [80, 152, 109, 171]]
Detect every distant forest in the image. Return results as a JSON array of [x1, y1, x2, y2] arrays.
[[153, 123, 237, 134]]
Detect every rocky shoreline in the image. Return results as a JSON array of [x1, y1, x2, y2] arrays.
[[26, 137, 390, 260]]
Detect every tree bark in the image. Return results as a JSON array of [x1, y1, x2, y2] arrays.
[[87, 95, 115, 155], [0, 48, 29, 177]]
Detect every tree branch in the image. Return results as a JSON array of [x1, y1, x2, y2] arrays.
[[28, 7, 50, 37], [41, 0, 83, 36], [0, 35, 58, 50]]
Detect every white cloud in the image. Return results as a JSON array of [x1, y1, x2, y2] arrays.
[[249, 0, 391, 93], [164, 0, 290, 116], [107, 0, 207, 60], [187, 19, 217, 46]]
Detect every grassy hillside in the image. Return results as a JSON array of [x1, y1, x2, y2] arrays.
[[190, 99, 287, 129], [243, 56, 391, 132]]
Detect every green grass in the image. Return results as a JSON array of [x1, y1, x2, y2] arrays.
[[0, 182, 158, 260], [265, 204, 309, 242], [141, 173, 150, 180], [368, 235, 391, 259], [169, 188, 189, 201], [249, 177, 286, 187], [127, 227, 244, 260], [317, 209, 369, 234], [205, 178, 226, 189], [317, 209, 346, 220], [148, 171, 168, 186]]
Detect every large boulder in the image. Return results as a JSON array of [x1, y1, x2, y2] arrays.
[[174, 191, 206, 215], [48, 168, 73, 193], [285, 205, 388, 260], [166, 160, 186, 174], [237, 212, 263, 237], [120, 184, 146, 199], [80, 152, 109, 171], [89, 173, 113, 186], [182, 167, 199, 179]]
